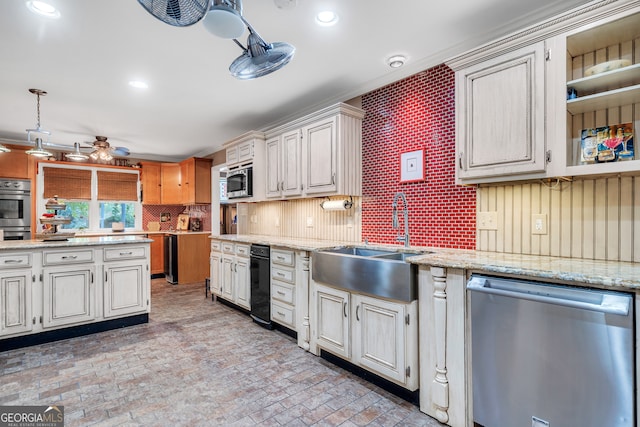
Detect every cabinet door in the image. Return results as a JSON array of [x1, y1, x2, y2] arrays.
[[180, 159, 194, 205], [315, 284, 350, 359], [149, 235, 164, 275], [281, 129, 303, 197], [353, 295, 406, 384], [457, 41, 546, 181], [42, 265, 95, 328], [235, 257, 250, 310], [140, 162, 162, 204], [304, 116, 338, 194], [221, 255, 235, 301], [161, 163, 182, 204], [104, 262, 147, 318], [210, 252, 222, 296], [0, 146, 33, 179], [0, 269, 33, 337], [237, 140, 253, 164], [265, 137, 282, 198]]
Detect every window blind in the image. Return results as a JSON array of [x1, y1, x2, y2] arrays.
[[43, 167, 92, 200], [97, 171, 139, 201]]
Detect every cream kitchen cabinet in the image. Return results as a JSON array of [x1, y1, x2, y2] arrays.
[[312, 282, 419, 390], [0, 252, 34, 337], [218, 242, 250, 310], [264, 103, 365, 200], [103, 245, 149, 318], [223, 131, 266, 201], [209, 240, 222, 297], [42, 249, 96, 329], [270, 248, 297, 329]]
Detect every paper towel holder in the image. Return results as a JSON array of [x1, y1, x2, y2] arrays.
[[320, 196, 353, 211]]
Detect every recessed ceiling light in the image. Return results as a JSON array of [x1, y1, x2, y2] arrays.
[[26, 1, 60, 18], [387, 55, 406, 68], [316, 10, 338, 26], [128, 80, 149, 89]]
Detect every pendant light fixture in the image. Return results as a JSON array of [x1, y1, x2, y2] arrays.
[[65, 142, 89, 161], [0, 144, 10, 153], [25, 88, 53, 157]]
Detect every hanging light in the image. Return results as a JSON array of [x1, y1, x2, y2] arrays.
[[25, 88, 54, 157], [88, 136, 114, 162], [65, 142, 89, 161], [0, 144, 10, 153], [25, 137, 52, 158]]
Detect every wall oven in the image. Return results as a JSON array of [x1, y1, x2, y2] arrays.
[[0, 179, 31, 240], [226, 166, 253, 199]]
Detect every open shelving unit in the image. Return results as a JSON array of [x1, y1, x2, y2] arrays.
[[37, 201, 74, 241]]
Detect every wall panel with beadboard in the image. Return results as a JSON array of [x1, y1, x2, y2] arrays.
[[477, 175, 640, 262]]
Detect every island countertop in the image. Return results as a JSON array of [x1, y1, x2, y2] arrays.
[[0, 235, 152, 251]]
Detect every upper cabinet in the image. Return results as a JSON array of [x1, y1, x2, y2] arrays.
[[140, 157, 212, 205], [0, 145, 35, 180], [223, 131, 266, 202], [447, 0, 640, 184], [265, 103, 365, 200]]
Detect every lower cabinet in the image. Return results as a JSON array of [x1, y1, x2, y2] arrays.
[[104, 262, 146, 318], [42, 264, 96, 328], [215, 241, 250, 310], [0, 268, 34, 337], [313, 282, 419, 391]]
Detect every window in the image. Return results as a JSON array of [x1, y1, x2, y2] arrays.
[[38, 164, 141, 232]]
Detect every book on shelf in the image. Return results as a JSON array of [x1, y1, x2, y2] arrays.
[[580, 123, 634, 164]]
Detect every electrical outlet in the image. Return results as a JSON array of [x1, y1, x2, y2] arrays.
[[306, 216, 314, 227], [477, 211, 498, 230], [346, 216, 354, 228], [275, 217, 280, 227], [532, 213, 547, 235]]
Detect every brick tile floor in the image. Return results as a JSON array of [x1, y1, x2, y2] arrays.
[[0, 278, 446, 426]]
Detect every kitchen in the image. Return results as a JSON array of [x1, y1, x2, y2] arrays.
[[1, 0, 640, 426]]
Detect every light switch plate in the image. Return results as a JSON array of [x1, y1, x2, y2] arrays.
[[532, 213, 547, 235], [477, 211, 498, 230], [306, 216, 314, 227]]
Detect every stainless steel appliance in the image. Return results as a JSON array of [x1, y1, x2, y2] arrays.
[[250, 244, 272, 329], [0, 179, 31, 240], [226, 165, 252, 199], [164, 234, 178, 284], [467, 274, 634, 427]]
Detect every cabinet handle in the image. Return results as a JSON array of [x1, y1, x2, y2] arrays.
[[276, 256, 285, 261], [331, 173, 335, 185], [105, 272, 108, 282], [458, 152, 463, 169], [119, 251, 133, 256], [277, 272, 285, 277], [62, 255, 77, 260], [277, 290, 286, 296], [91, 272, 94, 284], [4, 259, 23, 264], [343, 302, 347, 318], [277, 311, 286, 317], [356, 305, 360, 321]]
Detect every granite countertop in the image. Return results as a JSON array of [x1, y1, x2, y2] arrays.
[[77, 230, 211, 237], [210, 234, 640, 291], [0, 235, 152, 251]]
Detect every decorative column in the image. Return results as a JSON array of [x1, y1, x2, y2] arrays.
[[431, 266, 449, 424], [299, 251, 311, 351]]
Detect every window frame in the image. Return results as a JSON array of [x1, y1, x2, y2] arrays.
[[37, 163, 142, 233]]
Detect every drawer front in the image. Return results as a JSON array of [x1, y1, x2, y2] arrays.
[[235, 244, 250, 257], [44, 249, 93, 265], [0, 253, 32, 269], [271, 301, 294, 327], [104, 246, 146, 261], [271, 249, 294, 267], [271, 266, 294, 283], [271, 281, 294, 305], [210, 240, 221, 252], [222, 242, 235, 254]]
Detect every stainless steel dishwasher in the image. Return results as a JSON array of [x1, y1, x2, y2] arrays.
[[467, 274, 634, 427]]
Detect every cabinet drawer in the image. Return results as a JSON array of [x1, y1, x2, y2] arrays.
[[235, 244, 250, 257], [0, 252, 32, 269], [44, 249, 93, 265], [271, 301, 294, 327], [222, 242, 235, 254], [237, 141, 253, 163], [104, 246, 146, 261], [210, 240, 221, 252], [271, 281, 294, 305], [272, 266, 294, 283], [271, 249, 294, 266]]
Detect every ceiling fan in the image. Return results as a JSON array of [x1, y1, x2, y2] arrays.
[[83, 136, 131, 162], [136, 0, 295, 79]]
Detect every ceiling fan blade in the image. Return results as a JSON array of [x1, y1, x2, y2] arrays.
[[167, 0, 181, 20], [112, 147, 131, 156]]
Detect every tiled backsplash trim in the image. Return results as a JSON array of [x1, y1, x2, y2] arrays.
[[361, 65, 476, 249]]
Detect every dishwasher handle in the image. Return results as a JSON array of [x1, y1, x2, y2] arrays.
[[467, 275, 630, 316]]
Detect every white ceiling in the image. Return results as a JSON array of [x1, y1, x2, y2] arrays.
[[0, 0, 593, 161]]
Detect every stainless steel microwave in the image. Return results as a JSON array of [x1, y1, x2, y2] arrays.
[[227, 166, 253, 199]]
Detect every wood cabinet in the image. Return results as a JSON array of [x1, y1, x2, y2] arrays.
[[181, 157, 213, 204], [212, 240, 250, 310], [312, 282, 419, 390], [177, 233, 210, 284], [265, 103, 364, 200], [453, 42, 547, 182], [0, 145, 35, 179], [0, 252, 34, 337], [149, 234, 164, 276], [139, 161, 162, 204], [160, 162, 182, 204]]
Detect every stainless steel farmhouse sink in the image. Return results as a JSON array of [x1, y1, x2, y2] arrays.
[[312, 247, 425, 302]]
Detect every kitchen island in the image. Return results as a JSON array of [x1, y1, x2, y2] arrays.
[[0, 235, 151, 351]]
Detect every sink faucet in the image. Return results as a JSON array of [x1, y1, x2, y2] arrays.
[[392, 192, 410, 247]]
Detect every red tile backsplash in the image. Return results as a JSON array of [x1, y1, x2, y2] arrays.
[[142, 205, 211, 231], [361, 64, 476, 249]]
